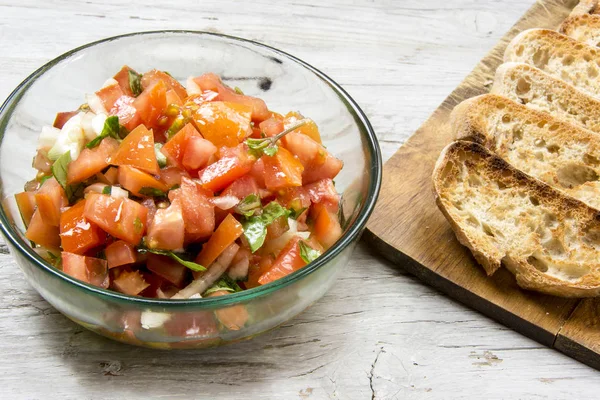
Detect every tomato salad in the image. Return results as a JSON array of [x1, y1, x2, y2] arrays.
[[16, 66, 344, 300]]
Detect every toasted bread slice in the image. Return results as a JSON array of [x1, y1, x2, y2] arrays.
[[433, 141, 600, 297], [561, 14, 600, 47], [491, 62, 600, 133], [451, 94, 600, 210], [568, 0, 600, 17], [504, 29, 600, 99]]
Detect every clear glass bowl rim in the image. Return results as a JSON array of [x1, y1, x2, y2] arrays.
[[0, 30, 382, 308]]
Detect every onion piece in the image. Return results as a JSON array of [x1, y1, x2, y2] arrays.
[[211, 195, 240, 210], [110, 186, 129, 199], [38, 126, 61, 149], [171, 243, 240, 299], [84, 183, 109, 195], [140, 310, 171, 330], [86, 93, 108, 115]]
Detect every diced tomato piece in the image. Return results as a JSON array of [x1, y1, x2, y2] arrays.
[[283, 112, 322, 143], [248, 157, 266, 188], [305, 178, 340, 209], [133, 80, 167, 129], [110, 96, 141, 131], [283, 131, 342, 184], [112, 270, 149, 295], [166, 89, 183, 107], [83, 193, 148, 244], [34, 177, 68, 226], [246, 255, 274, 288], [112, 65, 135, 97], [61, 252, 109, 288], [104, 167, 119, 185], [262, 147, 304, 191], [266, 215, 289, 241], [67, 137, 119, 184], [163, 311, 217, 338], [206, 290, 249, 330], [192, 101, 252, 148], [181, 136, 217, 172], [105, 240, 137, 269], [258, 237, 306, 285], [303, 153, 344, 184], [258, 116, 284, 137], [139, 271, 165, 298], [147, 254, 188, 287], [146, 196, 185, 250], [220, 175, 259, 199], [118, 165, 168, 197], [278, 186, 311, 210], [159, 167, 190, 187], [60, 200, 106, 254], [178, 177, 215, 242], [161, 123, 202, 168], [25, 209, 61, 248], [96, 81, 125, 111], [311, 203, 343, 249], [198, 144, 254, 192], [53, 110, 79, 129], [193, 73, 270, 121], [141, 198, 157, 227], [15, 191, 36, 227], [33, 150, 52, 174], [141, 70, 188, 100], [111, 125, 159, 175], [195, 214, 243, 267]]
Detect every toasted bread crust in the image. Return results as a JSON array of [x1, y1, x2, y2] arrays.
[[561, 14, 600, 47]]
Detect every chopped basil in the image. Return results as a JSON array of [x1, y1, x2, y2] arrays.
[[128, 70, 143, 97], [133, 217, 143, 235], [51, 151, 84, 203], [138, 187, 166, 197], [299, 240, 321, 264], [139, 248, 206, 272], [39, 175, 52, 185], [204, 276, 243, 296], [234, 86, 244, 95], [245, 119, 307, 158], [86, 116, 122, 148], [242, 201, 289, 253], [155, 143, 167, 168], [235, 193, 262, 217], [102, 186, 111, 195]]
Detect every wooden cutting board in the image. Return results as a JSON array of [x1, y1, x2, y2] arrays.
[[364, 0, 600, 370]]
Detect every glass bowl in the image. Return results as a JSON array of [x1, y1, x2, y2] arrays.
[[0, 31, 382, 349]]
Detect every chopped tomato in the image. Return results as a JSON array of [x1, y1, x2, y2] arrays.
[[33, 150, 53, 174], [147, 254, 188, 287], [105, 240, 137, 269], [195, 214, 243, 267], [133, 79, 167, 129], [283, 131, 342, 184], [220, 175, 259, 199], [96, 81, 125, 111], [159, 167, 190, 187], [305, 178, 340, 209], [141, 70, 188, 100], [266, 215, 289, 241], [59, 200, 106, 254], [146, 196, 185, 250], [111, 125, 159, 174], [118, 165, 168, 197], [25, 209, 61, 249], [62, 252, 109, 288], [206, 290, 249, 330], [283, 112, 322, 143], [35, 177, 68, 226], [67, 137, 119, 184], [248, 157, 266, 188], [103, 167, 119, 185], [258, 116, 284, 137], [258, 237, 305, 285], [53, 110, 79, 129], [181, 135, 217, 172], [277, 186, 312, 211], [246, 255, 274, 288], [193, 73, 270, 121], [178, 177, 215, 242], [302, 153, 343, 184], [110, 96, 141, 131], [113, 270, 150, 295], [311, 203, 343, 249], [161, 123, 202, 168], [192, 101, 252, 148], [262, 147, 304, 191], [163, 311, 217, 338], [83, 193, 148, 244], [112, 65, 135, 97], [15, 191, 36, 227], [198, 144, 254, 192], [166, 89, 183, 106]]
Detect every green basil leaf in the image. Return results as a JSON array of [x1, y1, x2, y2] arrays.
[[141, 248, 206, 272], [235, 193, 261, 217], [234, 86, 244, 95], [51, 151, 71, 189], [204, 276, 243, 296], [242, 201, 289, 253], [245, 138, 270, 158], [299, 240, 321, 264], [154, 143, 167, 168], [262, 144, 278, 156], [261, 201, 289, 223], [128, 70, 143, 97], [102, 186, 112, 195], [138, 187, 166, 197], [39, 175, 52, 185], [86, 116, 122, 148]]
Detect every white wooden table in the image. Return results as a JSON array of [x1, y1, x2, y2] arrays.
[[1, 1, 599, 398]]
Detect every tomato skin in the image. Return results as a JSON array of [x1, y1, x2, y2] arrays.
[[15, 191, 36, 227], [25, 209, 61, 249], [83, 193, 148, 244], [246, 255, 274, 288], [178, 177, 215, 242], [181, 135, 217, 172], [195, 214, 243, 267], [159, 167, 190, 188], [305, 178, 340, 209], [258, 237, 306, 285], [283, 112, 322, 143], [220, 175, 259, 199], [198, 144, 254, 192], [311, 203, 343, 249], [60, 200, 106, 254], [147, 254, 188, 287], [53, 110, 79, 129], [112, 65, 135, 97], [258, 116, 284, 137], [206, 290, 249, 330], [283, 131, 343, 184], [112, 270, 149, 296], [111, 125, 160, 175], [110, 96, 141, 131], [133, 79, 167, 129], [33, 149, 53, 174], [118, 165, 168, 197], [67, 137, 119, 184], [192, 101, 252, 148], [62, 252, 109, 288], [146, 196, 185, 251], [262, 147, 304, 191], [105, 240, 137, 269], [161, 123, 202, 168], [103, 167, 119, 185], [96, 81, 125, 111], [141, 70, 188, 100], [248, 157, 266, 188], [34, 177, 68, 227]]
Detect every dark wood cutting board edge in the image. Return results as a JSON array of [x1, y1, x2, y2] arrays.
[[364, 0, 600, 370]]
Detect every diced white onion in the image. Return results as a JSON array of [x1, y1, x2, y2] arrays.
[[110, 186, 129, 199], [84, 183, 109, 195], [47, 113, 86, 160], [186, 76, 202, 95], [140, 311, 171, 330], [38, 126, 61, 149], [86, 93, 108, 114], [211, 195, 239, 210]]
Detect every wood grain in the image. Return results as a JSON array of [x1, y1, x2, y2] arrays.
[[4, 1, 600, 399]]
